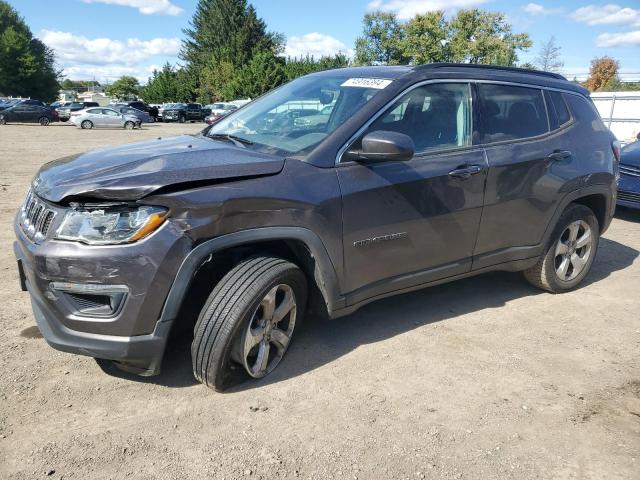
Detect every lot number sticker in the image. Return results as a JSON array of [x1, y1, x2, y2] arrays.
[[341, 78, 393, 89]]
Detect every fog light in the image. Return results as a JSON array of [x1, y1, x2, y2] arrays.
[[50, 282, 128, 318]]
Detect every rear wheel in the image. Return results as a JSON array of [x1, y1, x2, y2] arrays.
[[38, 116, 50, 126], [124, 121, 135, 130], [0, 116, 6, 125], [192, 256, 307, 391], [524, 203, 599, 293], [80, 120, 93, 129]]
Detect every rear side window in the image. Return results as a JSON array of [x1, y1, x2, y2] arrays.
[[478, 84, 548, 143], [564, 94, 606, 131], [546, 90, 572, 130]]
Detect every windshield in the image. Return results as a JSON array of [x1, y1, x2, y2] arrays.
[[206, 74, 391, 156]]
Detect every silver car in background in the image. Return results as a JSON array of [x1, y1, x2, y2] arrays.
[[70, 107, 141, 129]]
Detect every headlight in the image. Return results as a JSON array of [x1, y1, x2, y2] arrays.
[[56, 205, 167, 245]]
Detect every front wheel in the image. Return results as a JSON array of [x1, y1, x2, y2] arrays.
[[38, 116, 50, 126], [192, 256, 307, 391], [81, 120, 93, 129], [178, 115, 186, 123], [524, 203, 599, 293], [124, 121, 135, 130]]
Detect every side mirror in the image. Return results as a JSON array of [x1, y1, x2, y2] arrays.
[[349, 130, 415, 162]]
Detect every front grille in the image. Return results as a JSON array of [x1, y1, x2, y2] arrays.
[[620, 164, 640, 178], [618, 190, 640, 204], [19, 190, 56, 240]]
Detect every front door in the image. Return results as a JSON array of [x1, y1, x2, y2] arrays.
[[337, 82, 487, 304]]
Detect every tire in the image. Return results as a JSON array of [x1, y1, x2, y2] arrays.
[[192, 256, 307, 391], [38, 116, 50, 126], [0, 117, 6, 125], [124, 121, 135, 130], [524, 203, 599, 293], [178, 115, 186, 123], [81, 120, 93, 129]]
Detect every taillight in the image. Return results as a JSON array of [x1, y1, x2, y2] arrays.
[[612, 140, 621, 163]]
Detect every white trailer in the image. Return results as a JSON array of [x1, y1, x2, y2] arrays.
[[590, 91, 640, 144]]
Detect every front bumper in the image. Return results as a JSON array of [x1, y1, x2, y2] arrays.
[[14, 208, 192, 374], [617, 168, 640, 210]]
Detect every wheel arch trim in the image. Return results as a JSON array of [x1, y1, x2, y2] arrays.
[[157, 227, 344, 327]]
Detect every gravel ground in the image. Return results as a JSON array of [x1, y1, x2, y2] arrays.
[[0, 122, 639, 480]]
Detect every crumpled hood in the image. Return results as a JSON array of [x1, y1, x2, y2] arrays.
[[33, 134, 285, 202]]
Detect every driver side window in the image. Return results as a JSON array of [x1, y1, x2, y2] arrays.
[[360, 82, 472, 156]]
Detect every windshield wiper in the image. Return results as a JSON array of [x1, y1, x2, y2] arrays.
[[207, 133, 254, 148]]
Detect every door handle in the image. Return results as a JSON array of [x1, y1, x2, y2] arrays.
[[448, 164, 484, 179], [547, 150, 572, 161]]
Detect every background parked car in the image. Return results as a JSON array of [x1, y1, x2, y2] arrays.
[[203, 102, 238, 125], [163, 103, 206, 123], [57, 101, 100, 121], [206, 102, 239, 116], [70, 107, 140, 130], [110, 104, 154, 123], [618, 138, 640, 210], [157, 103, 175, 121], [0, 103, 58, 125], [0, 98, 45, 111]]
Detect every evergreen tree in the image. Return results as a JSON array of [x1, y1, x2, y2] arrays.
[[284, 54, 349, 80], [226, 51, 286, 99], [141, 64, 180, 103], [0, 0, 59, 101], [181, 0, 282, 101]]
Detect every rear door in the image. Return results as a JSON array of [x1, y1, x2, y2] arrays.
[[337, 82, 487, 303], [472, 83, 573, 268]]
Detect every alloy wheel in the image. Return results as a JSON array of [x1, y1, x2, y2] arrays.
[[236, 283, 297, 378], [554, 220, 593, 281]]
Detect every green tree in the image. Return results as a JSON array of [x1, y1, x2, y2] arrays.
[[400, 11, 449, 64], [0, 0, 59, 101], [141, 64, 180, 103], [534, 36, 564, 73], [284, 54, 349, 80], [181, 0, 282, 101], [354, 11, 407, 65], [60, 79, 101, 90], [448, 9, 531, 66], [226, 51, 286, 99], [105, 76, 140, 99]]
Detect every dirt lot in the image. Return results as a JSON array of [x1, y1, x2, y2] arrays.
[[0, 122, 639, 480]]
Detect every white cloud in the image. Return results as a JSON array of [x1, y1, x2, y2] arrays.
[[522, 3, 563, 15], [571, 4, 640, 27], [40, 30, 180, 66], [367, 0, 487, 19], [285, 33, 352, 58], [81, 0, 182, 16], [39, 30, 180, 82], [596, 30, 640, 47]]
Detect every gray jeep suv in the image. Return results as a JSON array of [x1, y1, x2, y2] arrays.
[[14, 64, 619, 391]]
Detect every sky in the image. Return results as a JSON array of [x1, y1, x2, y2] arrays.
[[8, 0, 640, 84]]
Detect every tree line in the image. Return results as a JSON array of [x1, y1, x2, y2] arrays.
[[0, 0, 638, 103]]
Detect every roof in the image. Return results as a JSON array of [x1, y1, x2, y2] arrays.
[[312, 63, 589, 96]]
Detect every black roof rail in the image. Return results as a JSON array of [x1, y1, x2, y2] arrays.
[[414, 62, 567, 81]]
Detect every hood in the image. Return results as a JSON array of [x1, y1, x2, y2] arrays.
[[33, 134, 285, 203], [621, 141, 640, 167]]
